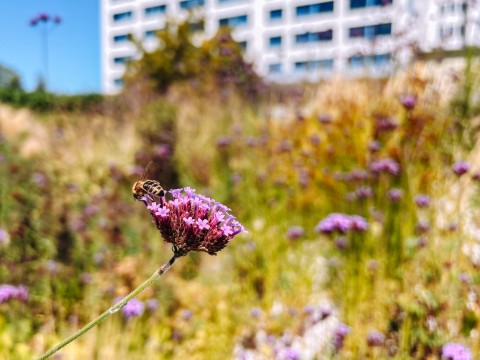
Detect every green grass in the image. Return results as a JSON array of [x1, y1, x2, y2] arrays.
[[0, 68, 479, 359]]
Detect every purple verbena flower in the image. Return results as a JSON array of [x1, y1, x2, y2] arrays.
[[277, 347, 300, 360], [216, 135, 232, 148], [400, 95, 417, 110], [315, 213, 352, 234], [350, 215, 368, 231], [370, 158, 400, 175], [0, 285, 28, 303], [387, 188, 403, 202], [146, 299, 159, 312], [121, 298, 144, 318], [333, 323, 351, 352], [354, 186, 373, 199], [452, 161, 470, 176], [250, 307, 263, 318], [414, 194, 431, 208], [315, 213, 368, 234], [141, 187, 246, 256], [0, 228, 10, 246], [366, 330, 385, 347], [441, 343, 472, 360], [287, 226, 305, 241], [375, 116, 398, 133]]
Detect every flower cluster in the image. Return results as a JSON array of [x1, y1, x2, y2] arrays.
[[30, 13, 62, 26], [315, 213, 368, 234], [142, 187, 246, 256], [287, 226, 305, 241], [122, 298, 145, 318], [370, 158, 400, 175], [414, 194, 431, 208], [441, 343, 472, 360], [0, 284, 28, 303], [452, 161, 470, 177], [332, 323, 351, 352], [366, 330, 385, 347]]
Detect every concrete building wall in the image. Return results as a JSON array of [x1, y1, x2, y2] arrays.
[[100, 0, 480, 94]]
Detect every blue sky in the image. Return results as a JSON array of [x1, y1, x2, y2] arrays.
[[0, 1, 100, 94]]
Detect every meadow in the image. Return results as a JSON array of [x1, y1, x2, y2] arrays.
[[0, 63, 479, 359]]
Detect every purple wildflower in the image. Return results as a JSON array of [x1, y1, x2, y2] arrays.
[[368, 140, 381, 153], [0, 228, 10, 246], [387, 188, 403, 202], [318, 113, 332, 124], [315, 213, 352, 234], [146, 299, 159, 312], [400, 95, 417, 110], [452, 161, 470, 176], [181, 309, 193, 321], [141, 187, 246, 256], [366, 330, 385, 347], [333, 323, 351, 352], [315, 213, 368, 234], [310, 134, 321, 146], [335, 236, 349, 249], [277, 347, 300, 360], [121, 298, 144, 318], [370, 158, 400, 175], [350, 215, 368, 231], [354, 186, 373, 199], [216, 135, 232, 148], [414, 194, 431, 208], [375, 116, 398, 133], [250, 307, 263, 318], [441, 343, 472, 360], [0, 285, 28, 303], [287, 226, 305, 241], [416, 220, 430, 234]]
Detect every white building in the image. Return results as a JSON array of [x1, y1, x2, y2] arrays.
[[100, 0, 480, 94]]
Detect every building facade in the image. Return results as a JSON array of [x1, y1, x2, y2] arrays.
[[101, 0, 480, 94]]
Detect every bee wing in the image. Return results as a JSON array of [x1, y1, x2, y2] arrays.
[[142, 161, 161, 180]]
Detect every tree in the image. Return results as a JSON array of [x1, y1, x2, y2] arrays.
[[0, 64, 22, 90]]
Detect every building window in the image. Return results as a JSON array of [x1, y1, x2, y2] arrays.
[[295, 59, 334, 72], [113, 56, 132, 64], [269, 63, 282, 74], [145, 5, 167, 16], [296, 2, 334, 17], [269, 9, 283, 21], [113, 11, 133, 22], [295, 29, 333, 43], [180, 0, 205, 9], [114, 78, 124, 87], [348, 53, 391, 67], [349, 23, 392, 39], [239, 41, 247, 51], [269, 36, 282, 47], [189, 20, 204, 32], [144, 30, 159, 39], [113, 34, 131, 43], [350, 0, 393, 9], [219, 15, 248, 28]]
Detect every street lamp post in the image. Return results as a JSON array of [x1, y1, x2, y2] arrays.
[[29, 13, 62, 91]]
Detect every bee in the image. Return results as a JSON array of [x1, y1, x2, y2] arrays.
[[132, 161, 165, 200]]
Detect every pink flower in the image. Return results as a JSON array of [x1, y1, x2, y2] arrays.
[[140, 187, 246, 256], [155, 207, 170, 218]]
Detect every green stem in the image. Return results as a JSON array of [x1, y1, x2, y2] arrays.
[[37, 253, 178, 360]]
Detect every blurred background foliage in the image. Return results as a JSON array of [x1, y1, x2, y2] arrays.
[[0, 21, 480, 359]]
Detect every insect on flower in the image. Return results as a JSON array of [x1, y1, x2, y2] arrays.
[[132, 161, 165, 201]]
